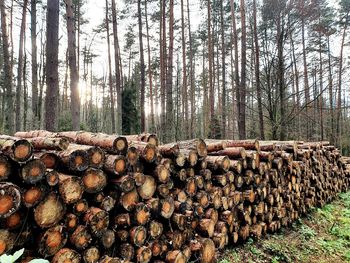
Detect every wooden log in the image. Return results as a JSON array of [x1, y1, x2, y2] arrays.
[[148, 220, 163, 239], [0, 135, 33, 163], [22, 185, 45, 208], [73, 199, 89, 215], [100, 229, 115, 249], [35, 151, 59, 169], [136, 246, 152, 263], [225, 139, 260, 151], [134, 203, 151, 225], [121, 189, 139, 211], [204, 139, 227, 152], [0, 183, 21, 218], [58, 131, 128, 154], [199, 238, 216, 263], [119, 243, 135, 261], [154, 164, 170, 183], [130, 226, 147, 247], [129, 141, 157, 163], [57, 145, 89, 172], [83, 246, 100, 263], [104, 154, 126, 175], [0, 155, 11, 182], [65, 213, 79, 232], [20, 159, 46, 184], [52, 248, 81, 263], [84, 207, 109, 237], [58, 173, 84, 204], [124, 133, 159, 146], [100, 196, 116, 212], [177, 139, 207, 158], [166, 250, 186, 263], [26, 136, 70, 150], [160, 197, 175, 219], [137, 175, 156, 200], [211, 147, 246, 159], [34, 193, 65, 228], [2, 210, 22, 229], [82, 168, 107, 193], [0, 229, 15, 255], [39, 225, 68, 257], [111, 175, 135, 193], [229, 160, 242, 173], [206, 155, 230, 172]]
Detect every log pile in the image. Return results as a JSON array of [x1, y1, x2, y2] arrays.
[[0, 130, 349, 263]]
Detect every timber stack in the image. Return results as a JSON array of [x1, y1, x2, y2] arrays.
[[0, 130, 349, 263]]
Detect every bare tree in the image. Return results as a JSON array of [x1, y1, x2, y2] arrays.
[[45, 0, 59, 131]]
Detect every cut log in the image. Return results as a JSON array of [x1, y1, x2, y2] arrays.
[[46, 169, 59, 187], [0, 155, 11, 182], [52, 248, 81, 263], [23, 185, 45, 208], [160, 197, 175, 219], [130, 226, 147, 247], [225, 139, 260, 151], [39, 225, 67, 257], [0, 183, 22, 218], [124, 133, 159, 146], [136, 246, 152, 263], [57, 145, 89, 172], [119, 243, 134, 261], [137, 175, 156, 200], [0, 135, 33, 162], [20, 159, 46, 184], [111, 175, 135, 193], [27, 136, 70, 150], [166, 250, 187, 263], [177, 139, 208, 158], [104, 154, 126, 175], [82, 168, 107, 193], [211, 147, 246, 159], [121, 189, 139, 211], [100, 229, 115, 249], [35, 151, 59, 169], [65, 213, 79, 231], [199, 238, 216, 263], [58, 131, 128, 154], [73, 199, 89, 215], [158, 142, 180, 157], [129, 141, 157, 163], [83, 246, 100, 263], [34, 193, 66, 228], [84, 207, 109, 237], [148, 220, 163, 239], [204, 139, 227, 153], [58, 174, 84, 204], [206, 156, 230, 172]]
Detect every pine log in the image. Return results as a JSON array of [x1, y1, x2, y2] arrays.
[[130, 226, 147, 247], [73, 199, 89, 215], [23, 185, 45, 208], [58, 173, 84, 204], [129, 141, 157, 163], [57, 145, 89, 172], [83, 246, 100, 263], [39, 225, 67, 257], [204, 139, 227, 152], [84, 207, 109, 237], [20, 159, 46, 184], [0, 183, 21, 218], [58, 131, 128, 154], [82, 168, 107, 193], [34, 193, 65, 228], [206, 155, 230, 172], [124, 133, 159, 146], [121, 189, 139, 211], [136, 246, 152, 263], [0, 155, 11, 182], [104, 154, 126, 175], [52, 248, 81, 263], [0, 135, 33, 162], [137, 175, 156, 200], [27, 136, 70, 150], [225, 139, 260, 151], [35, 151, 59, 169], [211, 147, 246, 159], [100, 229, 115, 249]]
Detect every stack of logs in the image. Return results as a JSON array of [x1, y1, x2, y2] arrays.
[[0, 130, 349, 263]]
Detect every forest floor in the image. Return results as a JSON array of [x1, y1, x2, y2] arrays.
[[219, 191, 350, 263]]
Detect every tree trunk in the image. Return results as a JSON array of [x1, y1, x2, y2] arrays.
[[239, 0, 246, 139], [15, 0, 27, 132], [144, 0, 154, 131], [181, 0, 189, 138], [230, 0, 240, 140], [66, 0, 80, 131], [220, 0, 226, 138], [337, 13, 348, 149], [105, 0, 116, 133], [45, 0, 60, 131], [207, 0, 214, 123], [165, 0, 174, 142], [187, 0, 195, 138], [253, 0, 264, 139], [31, 0, 39, 129], [138, 0, 146, 132], [111, 0, 122, 134]]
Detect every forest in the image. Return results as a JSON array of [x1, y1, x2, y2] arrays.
[[1, 0, 350, 153]]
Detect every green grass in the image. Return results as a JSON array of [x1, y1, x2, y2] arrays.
[[220, 191, 350, 263]]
